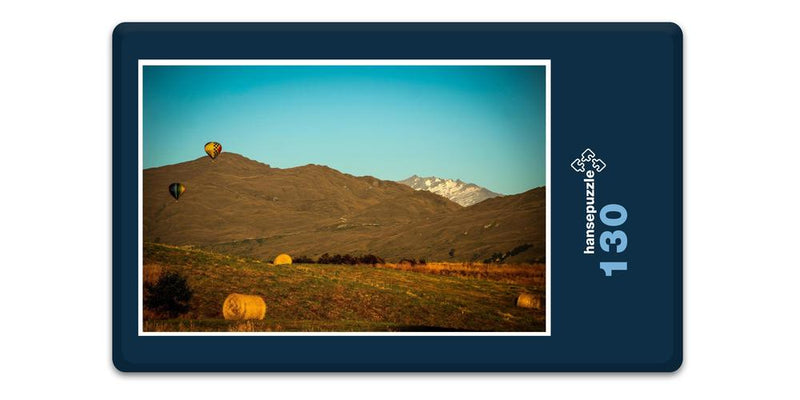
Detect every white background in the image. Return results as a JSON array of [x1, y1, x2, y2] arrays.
[[1, 1, 797, 399]]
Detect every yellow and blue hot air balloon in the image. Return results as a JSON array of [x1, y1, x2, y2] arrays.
[[168, 183, 186, 201], [204, 141, 222, 160]]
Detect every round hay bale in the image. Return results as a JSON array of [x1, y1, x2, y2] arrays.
[[273, 253, 292, 265], [222, 293, 266, 320], [516, 293, 542, 310]]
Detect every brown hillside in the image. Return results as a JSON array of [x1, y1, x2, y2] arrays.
[[144, 153, 545, 262]]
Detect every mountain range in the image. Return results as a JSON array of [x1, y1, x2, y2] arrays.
[[143, 153, 545, 263], [398, 175, 502, 207]]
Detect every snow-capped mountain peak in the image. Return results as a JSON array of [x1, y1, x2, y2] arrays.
[[398, 175, 501, 207]]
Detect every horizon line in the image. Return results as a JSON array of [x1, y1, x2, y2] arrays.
[[143, 151, 544, 196]]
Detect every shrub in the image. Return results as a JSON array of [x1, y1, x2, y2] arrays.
[[318, 253, 332, 264], [508, 244, 533, 257], [293, 255, 316, 264], [358, 254, 385, 266], [483, 244, 534, 264], [316, 253, 385, 265], [483, 252, 505, 264], [144, 271, 193, 319]]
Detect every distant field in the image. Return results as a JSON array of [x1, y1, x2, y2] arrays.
[[377, 261, 545, 285], [143, 243, 546, 332]]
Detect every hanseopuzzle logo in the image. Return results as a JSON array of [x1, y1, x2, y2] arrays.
[[572, 148, 603, 255], [571, 148, 629, 277]]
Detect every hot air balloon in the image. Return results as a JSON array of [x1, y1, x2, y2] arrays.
[[168, 183, 186, 200], [204, 141, 222, 160]]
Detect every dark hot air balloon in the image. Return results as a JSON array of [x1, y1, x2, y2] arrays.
[[204, 141, 222, 160], [168, 183, 186, 200]]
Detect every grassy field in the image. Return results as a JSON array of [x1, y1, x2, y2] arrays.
[[143, 243, 546, 332]]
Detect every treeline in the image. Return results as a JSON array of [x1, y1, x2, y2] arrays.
[[291, 246, 538, 266], [483, 244, 534, 264], [292, 254, 431, 266], [293, 253, 386, 266]]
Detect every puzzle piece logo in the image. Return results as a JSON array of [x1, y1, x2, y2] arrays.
[[571, 148, 606, 173]]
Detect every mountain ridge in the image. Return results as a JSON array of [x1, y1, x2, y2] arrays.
[[398, 175, 502, 207], [144, 152, 544, 263]]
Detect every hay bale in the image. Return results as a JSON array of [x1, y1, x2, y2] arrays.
[[273, 253, 292, 265], [516, 293, 542, 310], [222, 293, 266, 320]]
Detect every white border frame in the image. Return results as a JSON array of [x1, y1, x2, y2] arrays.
[[138, 59, 551, 336]]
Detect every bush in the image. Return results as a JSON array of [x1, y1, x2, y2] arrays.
[[508, 244, 533, 257], [318, 253, 331, 264], [483, 252, 505, 264], [316, 253, 385, 265], [483, 244, 534, 264], [358, 254, 385, 266], [144, 271, 193, 319], [293, 255, 316, 263]]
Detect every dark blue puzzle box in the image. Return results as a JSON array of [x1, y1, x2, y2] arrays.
[[112, 23, 682, 372]]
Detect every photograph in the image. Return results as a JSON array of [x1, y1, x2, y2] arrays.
[[140, 61, 549, 334]]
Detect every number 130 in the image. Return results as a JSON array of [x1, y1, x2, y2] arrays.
[[599, 204, 628, 277]]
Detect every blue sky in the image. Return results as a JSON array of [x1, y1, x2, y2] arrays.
[[143, 65, 546, 195]]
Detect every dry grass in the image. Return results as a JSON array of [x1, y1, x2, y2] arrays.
[[144, 320, 198, 332], [228, 321, 257, 332], [142, 264, 167, 319], [143, 263, 164, 285], [375, 261, 545, 285], [143, 242, 546, 332]]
